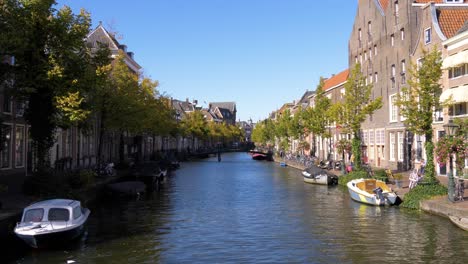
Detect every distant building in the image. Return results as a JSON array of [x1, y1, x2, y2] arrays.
[[208, 102, 237, 125]]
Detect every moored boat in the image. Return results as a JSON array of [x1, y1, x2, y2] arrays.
[[347, 178, 400, 206], [302, 167, 338, 185], [449, 215, 468, 231], [252, 153, 267, 160], [14, 199, 90, 248]]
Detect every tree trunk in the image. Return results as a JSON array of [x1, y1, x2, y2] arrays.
[[352, 131, 362, 171]]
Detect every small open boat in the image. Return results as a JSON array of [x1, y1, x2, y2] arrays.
[[347, 178, 400, 206], [302, 167, 338, 185], [252, 153, 267, 160], [14, 199, 90, 248], [449, 215, 468, 231]]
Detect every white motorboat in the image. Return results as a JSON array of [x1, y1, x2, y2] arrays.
[[347, 178, 401, 206], [302, 168, 338, 185], [14, 199, 90, 248]]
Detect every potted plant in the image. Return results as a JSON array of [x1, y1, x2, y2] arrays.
[[393, 173, 403, 188]]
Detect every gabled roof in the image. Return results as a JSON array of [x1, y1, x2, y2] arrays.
[[437, 8, 468, 39], [86, 23, 141, 72], [298, 90, 315, 105], [209, 102, 236, 113], [322, 69, 349, 91]]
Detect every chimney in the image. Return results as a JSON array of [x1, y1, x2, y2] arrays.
[[127, 52, 134, 59], [119, 45, 127, 52], [193, 99, 198, 105]]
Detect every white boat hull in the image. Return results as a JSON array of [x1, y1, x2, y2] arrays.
[[347, 179, 400, 206], [302, 171, 337, 185]]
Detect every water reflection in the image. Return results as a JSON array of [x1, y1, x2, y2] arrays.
[[9, 153, 468, 263]]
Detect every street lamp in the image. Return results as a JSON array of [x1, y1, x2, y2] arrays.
[[443, 119, 460, 202]]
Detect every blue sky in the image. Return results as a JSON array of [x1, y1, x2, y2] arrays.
[[59, 0, 357, 122]]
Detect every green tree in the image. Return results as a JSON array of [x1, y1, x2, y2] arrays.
[[396, 48, 442, 183], [302, 78, 331, 157], [334, 63, 382, 170], [180, 110, 208, 149], [0, 1, 91, 170]]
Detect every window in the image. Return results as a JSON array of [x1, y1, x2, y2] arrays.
[[48, 208, 70, 221], [401, 60, 406, 84], [449, 102, 467, 116], [401, 28, 405, 40], [424, 28, 431, 44], [391, 64, 396, 77], [355, 56, 358, 63], [375, 72, 378, 83], [1, 124, 11, 168], [363, 131, 368, 145], [16, 101, 25, 117], [374, 45, 378, 56], [3, 95, 11, 114], [73, 206, 82, 220], [369, 129, 375, 145], [364, 51, 367, 61], [390, 133, 396, 161], [370, 74, 373, 84], [360, 54, 363, 64], [445, 0, 463, 3], [391, 34, 395, 46], [433, 106, 443, 122], [448, 65, 466, 79], [369, 48, 372, 59], [24, 208, 44, 222], [395, 1, 399, 17], [398, 132, 404, 161], [368, 21, 372, 36], [15, 126, 24, 167], [390, 94, 398, 122]]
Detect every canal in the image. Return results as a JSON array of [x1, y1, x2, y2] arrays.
[[9, 152, 468, 263]]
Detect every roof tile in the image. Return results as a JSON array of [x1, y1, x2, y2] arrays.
[[438, 8, 468, 38], [322, 69, 349, 91]]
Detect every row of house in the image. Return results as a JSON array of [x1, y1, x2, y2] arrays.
[[272, 0, 468, 175], [0, 23, 239, 182]]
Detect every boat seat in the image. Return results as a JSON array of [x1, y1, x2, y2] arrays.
[[364, 179, 377, 193]]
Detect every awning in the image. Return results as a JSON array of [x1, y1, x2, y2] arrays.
[[440, 85, 468, 103], [442, 50, 468, 69]]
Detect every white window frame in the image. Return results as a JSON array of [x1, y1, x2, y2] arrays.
[[390, 94, 398, 122], [400, 28, 405, 41], [375, 72, 378, 83], [424, 28, 432, 45], [397, 132, 404, 162], [15, 125, 25, 168], [0, 123, 12, 169], [390, 132, 396, 161], [391, 34, 395, 46]]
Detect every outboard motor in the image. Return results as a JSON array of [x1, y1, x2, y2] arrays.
[[373, 187, 385, 205]]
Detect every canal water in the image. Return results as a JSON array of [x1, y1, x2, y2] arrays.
[[9, 153, 468, 263]]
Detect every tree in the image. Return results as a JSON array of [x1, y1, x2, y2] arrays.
[[180, 110, 208, 149], [302, 78, 331, 157], [334, 63, 382, 170], [396, 47, 442, 183], [251, 119, 275, 148], [1, 1, 91, 170]]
